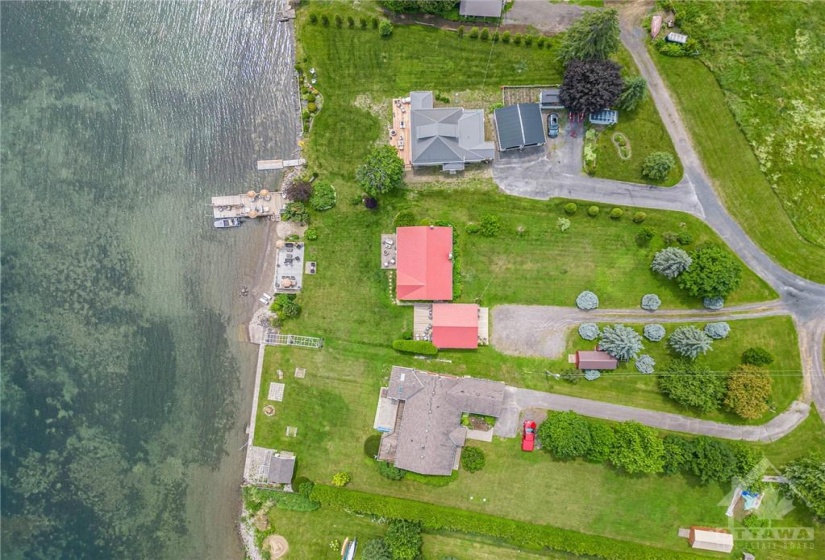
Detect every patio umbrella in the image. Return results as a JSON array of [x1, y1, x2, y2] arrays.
[[247, 190, 257, 199], [248, 210, 259, 219], [282, 278, 292, 288], [260, 188, 270, 197], [275, 239, 286, 249]]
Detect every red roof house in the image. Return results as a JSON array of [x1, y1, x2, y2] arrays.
[[432, 304, 479, 349], [396, 226, 453, 301], [574, 350, 618, 370]]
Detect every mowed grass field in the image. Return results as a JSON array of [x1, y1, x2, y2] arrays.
[[591, 47, 683, 186], [651, 1, 825, 282], [253, 342, 823, 558], [551, 316, 802, 425]]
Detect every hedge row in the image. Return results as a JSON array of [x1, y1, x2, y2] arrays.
[[392, 340, 438, 355], [311, 485, 698, 560]]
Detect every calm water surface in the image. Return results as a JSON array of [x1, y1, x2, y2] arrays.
[[1, 2, 298, 557]]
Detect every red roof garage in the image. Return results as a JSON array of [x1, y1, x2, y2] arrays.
[[432, 303, 479, 349]]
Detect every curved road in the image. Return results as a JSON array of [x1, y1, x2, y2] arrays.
[[491, 15, 825, 424]]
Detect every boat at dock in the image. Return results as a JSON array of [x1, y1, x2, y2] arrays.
[[214, 217, 241, 229]]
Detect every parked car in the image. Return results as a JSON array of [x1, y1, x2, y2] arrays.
[[547, 113, 559, 138], [522, 420, 537, 451]]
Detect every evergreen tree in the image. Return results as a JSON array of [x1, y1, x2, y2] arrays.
[[559, 9, 620, 64]]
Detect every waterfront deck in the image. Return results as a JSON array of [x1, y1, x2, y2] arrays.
[[274, 242, 305, 293], [211, 191, 284, 220], [257, 158, 306, 171]]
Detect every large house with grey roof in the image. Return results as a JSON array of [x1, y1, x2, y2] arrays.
[[409, 91, 495, 172], [373, 366, 505, 476]]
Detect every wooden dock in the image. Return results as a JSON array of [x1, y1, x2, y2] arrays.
[[257, 158, 305, 171]]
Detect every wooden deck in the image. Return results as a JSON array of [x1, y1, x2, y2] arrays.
[[257, 158, 306, 170], [211, 191, 284, 219], [391, 98, 412, 169]]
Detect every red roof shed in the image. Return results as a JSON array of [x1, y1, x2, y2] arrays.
[[396, 226, 453, 301], [575, 350, 618, 370], [432, 304, 479, 349]]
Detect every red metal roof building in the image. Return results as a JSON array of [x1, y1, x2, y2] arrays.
[[574, 350, 618, 370], [396, 226, 453, 301], [431, 303, 479, 349]]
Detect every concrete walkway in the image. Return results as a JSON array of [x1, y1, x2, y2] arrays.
[[493, 386, 810, 444], [490, 8, 825, 423]]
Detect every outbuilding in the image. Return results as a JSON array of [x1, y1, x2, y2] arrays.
[[571, 350, 618, 370], [666, 32, 688, 45], [494, 103, 545, 151], [688, 528, 734, 554]]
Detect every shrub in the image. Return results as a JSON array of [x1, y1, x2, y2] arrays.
[[703, 296, 725, 310], [309, 13, 318, 24], [662, 231, 678, 245], [725, 364, 772, 420], [636, 226, 655, 246], [640, 294, 661, 311], [564, 202, 578, 215], [575, 290, 599, 310], [783, 453, 825, 521], [669, 326, 713, 359], [677, 244, 742, 299], [578, 323, 600, 341], [465, 223, 481, 235], [677, 231, 693, 245], [641, 151, 676, 180], [689, 436, 738, 484], [662, 435, 693, 474], [524, 34, 534, 46], [331, 471, 351, 487], [457, 25, 465, 38], [599, 324, 644, 361], [609, 207, 624, 220], [635, 355, 655, 374], [480, 28, 489, 40], [538, 411, 592, 458], [643, 324, 666, 342], [284, 180, 314, 202], [377, 461, 407, 481], [283, 201, 309, 223], [361, 538, 392, 560], [704, 322, 730, 339], [334, 14, 343, 28], [633, 211, 647, 223], [378, 20, 393, 37], [393, 210, 416, 228], [364, 196, 378, 209], [385, 520, 422, 560], [502, 30, 511, 43], [392, 340, 438, 355], [492, 31, 500, 42], [557, 217, 571, 232], [650, 247, 692, 279], [469, 27, 479, 39], [616, 76, 648, 112], [514, 33, 523, 45], [372, 16, 379, 29], [461, 446, 485, 473], [309, 180, 336, 211], [584, 370, 601, 381], [347, 15, 355, 28], [320, 13, 329, 26], [587, 205, 600, 217], [359, 16, 367, 29], [364, 434, 381, 458], [304, 228, 318, 241], [537, 36, 546, 47], [742, 347, 774, 366], [585, 422, 615, 463], [479, 214, 501, 237], [307, 101, 318, 113]]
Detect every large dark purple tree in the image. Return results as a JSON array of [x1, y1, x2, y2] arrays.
[[559, 60, 623, 114]]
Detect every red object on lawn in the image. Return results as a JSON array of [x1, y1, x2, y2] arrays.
[[522, 420, 537, 451]]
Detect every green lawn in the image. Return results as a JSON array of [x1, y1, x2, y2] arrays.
[[551, 316, 802, 425], [649, 3, 825, 282], [591, 47, 683, 186]]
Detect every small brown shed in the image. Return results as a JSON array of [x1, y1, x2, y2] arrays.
[[573, 350, 618, 370]]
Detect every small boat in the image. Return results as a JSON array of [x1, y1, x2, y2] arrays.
[[214, 217, 241, 228]]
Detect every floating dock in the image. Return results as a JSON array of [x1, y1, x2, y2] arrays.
[[211, 190, 284, 220], [256, 158, 306, 171]]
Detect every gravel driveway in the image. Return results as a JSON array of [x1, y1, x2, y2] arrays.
[[503, 1, 593, 34]]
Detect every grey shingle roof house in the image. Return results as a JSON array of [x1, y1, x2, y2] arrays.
[[494, 103, 546, 150], [266, 451, 296, 484], [459, 0, 503, 18], [410, 91, 495, 172], [376, 366, 505, 475]]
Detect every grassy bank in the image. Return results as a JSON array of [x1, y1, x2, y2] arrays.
[[649, 3, 825, 281]]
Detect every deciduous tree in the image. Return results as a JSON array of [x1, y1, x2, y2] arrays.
[[658, 358, 725, 412], [559, 60, 623, 115], [725, 364, 772, 420], [356, 145, 404, 197], [537, 411, 592, 459], [689, 436, 737, 484], [783, 452, 825, 520], [677, 243, 742, 299], [609, 421, 665, 474]]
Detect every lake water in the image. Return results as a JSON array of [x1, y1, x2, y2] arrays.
[[0, 2, 298, 557]]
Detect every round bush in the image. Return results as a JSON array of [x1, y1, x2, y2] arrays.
[[502, 31, 511, 43], [564, 202, 578, 215], [537, 36, 546, 47], [309, 181, 336, 211], [576, 291, 599, 310], [469, 27, 479, 39], [703, 296, 725, 310], [304, 228, 318, 241], [480, 28, 489, 40], [609, 208, 624, 220], [587, 205, 600, 217], [320, 14, 329, 26], [524, 34, 534, 46], [457, 25, 465, 38], [677, 231, 693, 245], [363, 434, 381, 457], [643, 324, 666, 342], [742, 347, 775, 366], [635, 355, 655, 374], [642, 151, 676, 180], [584, 370, 601, 381], [334, 14, 343, 28], [307, 102, 318, 113], [578, 323, 600, 341], [347, 15, 355, 28], [633, 211, 647, 223], [378, 20, 393, 38], [309, 13, 318, 24], [461, 446, 485, 473], [704, 322, 731, 339], [641, 294, 662, 311], [393, 210, 416, 228], [514, 33, 523, 45], [492, 31, 500, 42]]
